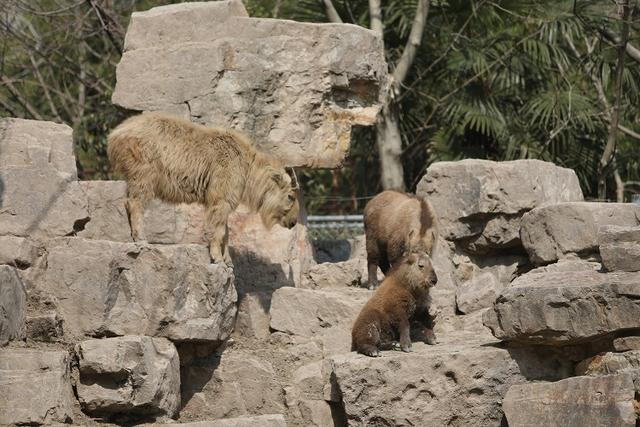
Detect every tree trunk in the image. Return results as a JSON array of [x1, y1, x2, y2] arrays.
[[597, 0, 631, 200], [376, 100, 405, 190]]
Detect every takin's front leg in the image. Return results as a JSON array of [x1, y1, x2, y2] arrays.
[[398, 316, 412, 353], [204, 199, 233, 265], [125, 182, 152, 242]]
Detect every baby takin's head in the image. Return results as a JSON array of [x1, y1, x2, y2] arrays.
[[396, 251, 438, 291]]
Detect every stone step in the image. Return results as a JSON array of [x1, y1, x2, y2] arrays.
[[23, 238, 236, 344], [324, 340, 572, 426], [483, 269, 640, 345], [599, 225, 640, 272], [521, 202, 640, 265]]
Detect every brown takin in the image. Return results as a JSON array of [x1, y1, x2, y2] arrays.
[[107, 112, 299, 264], [351, 251, 438, 357], [363, 190, 438, 289]]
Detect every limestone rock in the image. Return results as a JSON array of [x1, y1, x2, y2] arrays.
[[0, 236, 39, 268], [28, 238, 236, 343], [456, 270, 502, 314], [76, 336, 180, 417], [614, 336, 640, 352], [26, 311, 63, 342], [325, 341, 572, 426], [503, 374, 637, 427], [0, 266, 26, 345], [229, 207, 315, 291], [302, 259, 364, 289], [180, 350, 285, 420], [233, 292, 271, 340], [0, 348, 74, 425], [0, 118, 89, 239], [521, 202, 640, 265], [483, 270, 640, 345], [113, 1, 387, 168], [146, 414, 287, 427], [599, 225, 640, 272], [0, 166, 88, 239], [0, 117, 76, 179], [575, 350, 640, 376], [269, 287, 371, 355], [416, 159, 583, 250]]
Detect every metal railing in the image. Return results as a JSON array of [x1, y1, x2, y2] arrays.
[[307, 215, 364, 240]]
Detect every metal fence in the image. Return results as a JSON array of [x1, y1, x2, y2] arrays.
[[306, 215, 364, 240]]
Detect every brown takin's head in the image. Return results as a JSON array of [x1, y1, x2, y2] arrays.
[[258, 166, 299, 230], [398, 251, 438, 291]]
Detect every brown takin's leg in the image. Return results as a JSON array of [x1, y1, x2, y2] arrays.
[[354, 323, 381, 357], [365, 238, 382, 290], [411, 311, 437, 345], [204, 199, 233, 265], [125, 180, 153, 242], [398, 316, 412, 353]]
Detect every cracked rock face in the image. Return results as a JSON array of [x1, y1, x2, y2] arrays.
[[599, 225, 640, 272], [0, 265, 26, 346], [483, 269, 640, 345], [0, 118, 88, 239], [0, 349, 75, 425], [503, 373, 637, 427], [416, 159, 583, 252], [25, 238, 237, 343], [112, 0, 387, 168], [76, 336, 181, 417], [521, 203, 640, 265]]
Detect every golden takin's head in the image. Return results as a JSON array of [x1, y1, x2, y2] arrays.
[[258, 167, 300, 230], [399, 251, 438, 291]]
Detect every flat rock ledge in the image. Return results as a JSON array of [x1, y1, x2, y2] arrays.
[[483, 269, 640, 346]]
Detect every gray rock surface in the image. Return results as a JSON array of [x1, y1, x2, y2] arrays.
[[325, 341, 572, 426], [0, 266, 26, 346], [521, 202, 640, 265], [180, 350, 285, 420], [270, 287, 371, 355], [0, 236, 40, 268], [27, 238, 236, 343], [76, 336, 180, 417], [0, 349, 74, 425], [417, 159, 583, 250], [503, 374, 637, 427], [145, 414, 287, 427], [614, 336, 640, 352], [483, 270, 640, 345], [302, 259, 364, 289], [0, 117, 76, 179], [599, 225, 640, 272], [113, 0, 387, 168]]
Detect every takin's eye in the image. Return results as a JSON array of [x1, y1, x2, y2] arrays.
[[288, 194, 295, 202]]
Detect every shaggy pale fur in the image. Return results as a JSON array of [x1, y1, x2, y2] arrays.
[[363, 190, 438, 289], [107, 112, 299, 263]]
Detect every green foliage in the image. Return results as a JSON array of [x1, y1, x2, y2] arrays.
[[2, 0, 639, 210]]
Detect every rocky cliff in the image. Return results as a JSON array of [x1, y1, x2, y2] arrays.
[[2, 2, 640, 427]]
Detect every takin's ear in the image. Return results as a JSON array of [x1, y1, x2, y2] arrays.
[[270, 170, 286, 188]]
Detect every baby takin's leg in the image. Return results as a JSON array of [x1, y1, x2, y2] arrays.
[[398, 316, 412, 353], [355, 323, 381, 357], [204, 198, 233, 264]]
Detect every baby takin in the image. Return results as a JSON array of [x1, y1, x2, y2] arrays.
[[107, 112, 299, 263], [351, 251, 438, 357], [363, 190, 438, 289]]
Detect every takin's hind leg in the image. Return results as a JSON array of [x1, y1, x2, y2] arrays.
[[204, 199, 233, 265], [125, 182, 153, 242]]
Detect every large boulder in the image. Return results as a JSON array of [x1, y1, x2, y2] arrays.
[[520, 202, 640, 265], [26, 238, 236, 343], [0, 118, 88, 239], [599, 225, 640, 272], [502, 374, 637, 427], [416, 159, 583, 252], [112, 0, 387, 168], [269, 287, 372, 356], [76, 336, 180, 417], [325, 341, 572, 426], [483, 269, 640, 345], [180, 349, 285, 420], [0, 236, 40, 269], [0, 265, 26, 346], [0, 349, 74, 425]]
